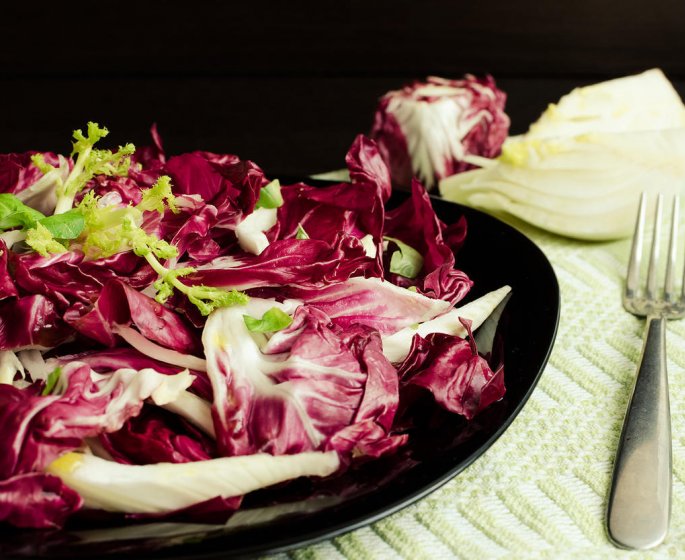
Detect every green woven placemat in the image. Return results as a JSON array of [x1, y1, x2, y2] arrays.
[[268, 219, 685, 559]]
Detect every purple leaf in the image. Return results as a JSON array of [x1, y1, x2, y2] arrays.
[[384, 180, 473, 303], [0, 295, 71, 351], [0, 473, 82, 529], [11, 250, 155, 309], [189, 234, 375, 291], [53, 347, 213, 401], [203, 302, 404, 458], [64, 279, 201, 353], [397, 320, 505, 420], [99, 406, 215, 465], [0, 152, 65, 195], [345, 134, 393, 203], [270, 277, 451, 336], [166, 153, 225, 201], [0, 240, 18, 300]]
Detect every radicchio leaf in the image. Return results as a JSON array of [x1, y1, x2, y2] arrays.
[[345, 134, 393, 203], [384, 179, 473, 304], [0, 472, 82, 529], [0, 240, 18, 300], [268, 276, 451, 336], [52, 347, 213, 401], [0, 362, 193, 478], [63, 279, 201, 354], [0, 152, 66, 196], [11, 250, 155, 309], [203, 301, 405, 458], [189, 234, 375, 292], [370, 75, 510, 189], [0, 295, 71, 351], [99, 405, 215, 465], [396, 319, 505, 420]]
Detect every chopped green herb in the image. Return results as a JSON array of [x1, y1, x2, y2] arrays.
[[41, 367, 62, 396], [384, 236, 424, 279], [243, 307, 293, 333], [254, 179, 283, 210], [0, 193, 45, 230], [37, 210, 85, 240], [295, 224, 310, 240]]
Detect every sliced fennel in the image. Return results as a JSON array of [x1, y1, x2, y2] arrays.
[[46, 450, 340, 514], [526, 68, 685, 138], [439, 69, 685, 240]]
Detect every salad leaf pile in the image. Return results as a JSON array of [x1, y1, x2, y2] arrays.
[[0, 124, 510, 529]]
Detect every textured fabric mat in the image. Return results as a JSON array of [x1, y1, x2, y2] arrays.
[[266, 217, 685, 559]]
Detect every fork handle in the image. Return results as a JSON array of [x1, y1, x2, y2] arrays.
[[607, 315, 672, 549]]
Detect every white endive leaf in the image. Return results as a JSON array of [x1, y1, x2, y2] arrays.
[[46, 451, 340, 514], [382, 285, 511, 363], [0, 350, 24, 385], [235, 207, 278, 255]]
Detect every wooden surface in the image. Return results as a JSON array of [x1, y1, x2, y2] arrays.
[[2, 1, 684, 175]]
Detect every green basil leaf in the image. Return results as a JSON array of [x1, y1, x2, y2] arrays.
[[385, 236, 424, 279], [38, 210, 86, 240], [254, 179, 283, 210], [0, 193, 45, 230], [243, 307, 293, 333]]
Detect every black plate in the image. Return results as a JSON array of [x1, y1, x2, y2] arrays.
[[0, 193, 559, 560]]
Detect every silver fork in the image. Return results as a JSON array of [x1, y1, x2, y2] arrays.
[[606, 192, 681, 549]]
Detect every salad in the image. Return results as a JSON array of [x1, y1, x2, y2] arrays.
[[0, 124, 510, 529]]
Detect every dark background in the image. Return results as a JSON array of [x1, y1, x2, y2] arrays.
[[2, 0, 685, 177]]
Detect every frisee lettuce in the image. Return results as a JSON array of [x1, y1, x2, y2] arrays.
[[74, 175, 178, 259], [49, 122, 135, 214], [145, 251, 248, 316], [25, 223, 68, 257], [23, 164, 247, 316], [138, 175, 179, 215]]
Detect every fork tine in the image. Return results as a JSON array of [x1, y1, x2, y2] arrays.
[[626, 192, 647, 298], [646, 193, 664, 300], [665, 196, 679, 301]]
